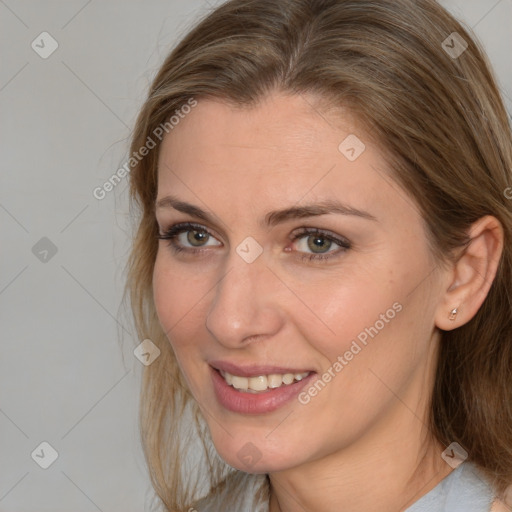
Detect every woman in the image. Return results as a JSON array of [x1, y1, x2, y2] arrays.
[[124, 0, 512, 510]]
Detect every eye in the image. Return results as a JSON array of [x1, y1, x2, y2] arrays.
[[291, 228, 351, 260], [157, 222, 222, 252]]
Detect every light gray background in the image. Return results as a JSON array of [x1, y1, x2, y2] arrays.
[[1, 1, 510, 511]]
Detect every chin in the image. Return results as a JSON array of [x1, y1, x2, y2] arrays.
[[211, 434, 307, 474]]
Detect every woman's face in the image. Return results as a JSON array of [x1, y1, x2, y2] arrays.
[[153, 92, 446, 473]]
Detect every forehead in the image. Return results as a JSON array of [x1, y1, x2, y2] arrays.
[[158, 92, 358, 168], [155, 92, 415, 225]]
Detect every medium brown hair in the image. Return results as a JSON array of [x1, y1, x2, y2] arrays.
[[124, 0, 512, 509]]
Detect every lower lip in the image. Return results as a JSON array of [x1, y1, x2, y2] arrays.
[[210, 367, 316, 415]]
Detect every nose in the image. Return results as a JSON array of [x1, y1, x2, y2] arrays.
[[205, 251, 285, 348]]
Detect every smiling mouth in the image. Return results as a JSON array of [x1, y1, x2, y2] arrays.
[[219, 369, 312, 393]]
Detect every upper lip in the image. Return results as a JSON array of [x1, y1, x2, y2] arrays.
[[209, 360, 314, 377]]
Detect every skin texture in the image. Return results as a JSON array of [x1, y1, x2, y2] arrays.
[[152, 92, 504, 511]]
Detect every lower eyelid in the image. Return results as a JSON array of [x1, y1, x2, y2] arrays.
[[300, 245, 348, 259]]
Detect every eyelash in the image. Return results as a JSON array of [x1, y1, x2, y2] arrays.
[[156, 222, 351, 262]]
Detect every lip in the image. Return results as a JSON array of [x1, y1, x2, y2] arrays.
[[209, 360, 313, 377], [210, 365, 316, 415]]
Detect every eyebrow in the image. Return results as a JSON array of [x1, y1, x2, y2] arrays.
[[155, 195, 377, 226]]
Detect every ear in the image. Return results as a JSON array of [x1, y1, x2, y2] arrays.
[[435, 215, 504, 331]]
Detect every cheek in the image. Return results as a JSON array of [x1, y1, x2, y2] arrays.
[[304, 267, 436, 416], [152, 250, 208, 346], [152, 252, 213, 395], [294, 246, 433, 385], [294, 268, 400, 361]]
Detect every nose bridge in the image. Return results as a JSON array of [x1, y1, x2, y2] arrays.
[[205, 249, 283, 346]]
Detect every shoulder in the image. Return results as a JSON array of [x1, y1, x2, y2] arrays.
[[192, 471, 269, 512], [406, 462, 498, 512]]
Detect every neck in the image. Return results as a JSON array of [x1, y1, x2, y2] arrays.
[[268, 403, 452, 512]]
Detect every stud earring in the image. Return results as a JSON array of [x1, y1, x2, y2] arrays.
[[448, 308, 458, 321]]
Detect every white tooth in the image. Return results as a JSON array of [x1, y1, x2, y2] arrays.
[[268, 374, 283, 388], [223, 370, 309, 391], [231, 375, 249, 390], [282, 373, 294, 385], [249, 375, 268, 391]]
